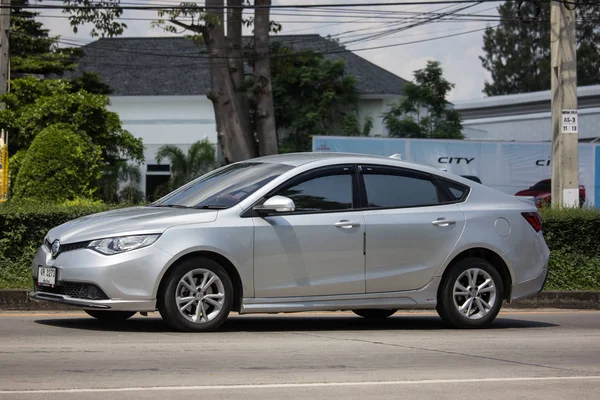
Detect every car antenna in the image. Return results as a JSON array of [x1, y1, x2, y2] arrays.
[[389, 153, 402, 159]]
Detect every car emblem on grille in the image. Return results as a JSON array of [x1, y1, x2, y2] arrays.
[[51, 240, 60, 258]]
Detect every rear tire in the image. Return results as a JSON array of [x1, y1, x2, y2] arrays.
[[84, 310, 136, 321], [158, 257, 233, 332], [436, 257, 503, 329], [352, 309, 397, 319]]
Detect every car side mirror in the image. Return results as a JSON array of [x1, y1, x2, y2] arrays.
[[254, 195, 295, 215]]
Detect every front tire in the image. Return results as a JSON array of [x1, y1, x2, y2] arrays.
[[85, 310, 136, 321], [352, 309, 397, 319], [436, 258, 504, 329], [158, 257, 233, 332]]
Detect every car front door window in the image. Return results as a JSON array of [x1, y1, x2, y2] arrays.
[[277, 174, 353, 212]]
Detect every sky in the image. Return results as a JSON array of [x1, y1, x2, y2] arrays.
[[36, 0, 501, 101]]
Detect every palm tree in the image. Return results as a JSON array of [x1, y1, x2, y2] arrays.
[[155, 139, 216, 189], [100, 160, 142, 203]]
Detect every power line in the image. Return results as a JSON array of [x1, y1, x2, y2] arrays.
[[2, 1, 509, 11], [50, 25, 491, 64]]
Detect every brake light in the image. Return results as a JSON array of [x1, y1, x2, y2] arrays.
[[522, 212, 542, 232]]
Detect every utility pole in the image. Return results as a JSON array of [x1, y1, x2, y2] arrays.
[[0, 0, 9, 200], [550, 0, 578, 208], [0, 0, 9, 97], [0, 130, 7, 201]]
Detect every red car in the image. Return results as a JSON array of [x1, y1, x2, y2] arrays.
[[515, 179, 585, 207]]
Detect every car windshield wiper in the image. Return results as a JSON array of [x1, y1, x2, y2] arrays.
[[194, 205, 228, 210], [153, 204, 192, 209]]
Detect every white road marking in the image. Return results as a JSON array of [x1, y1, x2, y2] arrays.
[[2, 376, 600, 394]]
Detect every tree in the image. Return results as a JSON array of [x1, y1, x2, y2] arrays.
[[251, 42, 361, 152], [13, 124, 102, 203], [66, 0, 279, 162], [253, 0, 278, 156], [156, 139, 216, 189], [2, 2, 141, 202], [481, 1, 600, 96], [0, 77, 143, 165], [10, 0, 80, 77], [383, 61, 463, 139], [99, 161, 142, 203]]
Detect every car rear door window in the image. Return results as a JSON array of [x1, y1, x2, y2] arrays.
[[362, 170, 443, 208], [277, 174, 353, 212]]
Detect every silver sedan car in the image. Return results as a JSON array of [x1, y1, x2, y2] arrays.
[[31, 153, 549, 331]]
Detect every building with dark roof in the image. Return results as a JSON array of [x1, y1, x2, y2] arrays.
[[74, 35, 409, 197]]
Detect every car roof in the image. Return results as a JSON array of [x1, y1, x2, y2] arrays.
[[249, 152, 442, 170], [243, 152, 475, 185], [251, 152, 389, 167]]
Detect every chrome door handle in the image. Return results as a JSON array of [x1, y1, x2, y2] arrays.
[[335, 220, 360, 229], [432, 219, 456, 227]]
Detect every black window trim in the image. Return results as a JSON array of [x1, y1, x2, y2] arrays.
[[435, 176, 471, 203], [241, 164, 361, 218], [356, 164, 470, 211]]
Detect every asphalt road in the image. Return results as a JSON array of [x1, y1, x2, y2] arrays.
[[0, 310, 599, 399]]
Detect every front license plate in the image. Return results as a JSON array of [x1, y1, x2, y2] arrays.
[[38, 266, 56, 287]]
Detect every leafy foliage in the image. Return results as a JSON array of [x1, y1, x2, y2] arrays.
[[99, 161, 142, 203], [341, 114, 374, 137], [10, 0, 80, 76], [12, 124, 103, 203], [383, 60, 463, 139], [249, 42, 360, 153], [156, 139, 217, 189], [539, 207, 600, 290], [3, 4, 139, 204], [62, 0, 128, 37], [0, 201, 118, 289], [481, 1, 600, 95], [0, 77, 143, 165]]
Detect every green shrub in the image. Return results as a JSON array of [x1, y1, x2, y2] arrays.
[[12, 124, 102, 203], [0, 201, 117, 288], [7, 150, 27, 197], [540, 207, 600, 290]]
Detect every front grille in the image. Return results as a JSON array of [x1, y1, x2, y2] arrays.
[[61, 241, 91, 252], [44, 239, 90, 258], [34, 280, 109, 300]]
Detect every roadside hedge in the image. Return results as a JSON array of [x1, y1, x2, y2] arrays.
[[0, 204, 599, 291], [540, 208, 600, 291], [0, 202, 117, 288]]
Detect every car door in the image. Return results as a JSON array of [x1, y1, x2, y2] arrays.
[[253, 165, 366, 298], [359, 165, 466, 293]]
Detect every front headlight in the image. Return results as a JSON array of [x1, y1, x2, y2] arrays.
[[87, 234, 160, 255]]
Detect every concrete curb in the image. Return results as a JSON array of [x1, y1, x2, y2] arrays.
[[505, 291, 600, 310], [1, 289, 599, 311], [0, 289, 75, 310]]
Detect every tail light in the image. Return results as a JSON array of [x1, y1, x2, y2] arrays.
[[522, 212, 542, 232]]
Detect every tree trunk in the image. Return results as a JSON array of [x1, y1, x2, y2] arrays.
[[205, 0, 257, 163], [253, 0, 278, 156], [227, 0, 254, 155]]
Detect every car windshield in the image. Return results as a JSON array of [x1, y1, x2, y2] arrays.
[[151, 162, 293, 209]]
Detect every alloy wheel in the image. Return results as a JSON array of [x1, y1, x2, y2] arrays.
[[452, 268, 497, 320], [175, 268, 225, 324]]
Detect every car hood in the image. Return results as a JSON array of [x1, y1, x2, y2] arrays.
[[47, 207, 218, 244]]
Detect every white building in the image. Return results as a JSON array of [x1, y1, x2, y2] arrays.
[[74, 35, 408, 197], [454, 85, 600, 142]]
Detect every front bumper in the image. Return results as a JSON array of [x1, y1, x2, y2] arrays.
[[31, 240, 174, 309], [30, 291, 157, 311]]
